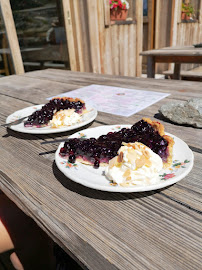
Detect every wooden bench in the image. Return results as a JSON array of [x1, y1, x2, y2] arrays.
[[163, 66, 202, 81]]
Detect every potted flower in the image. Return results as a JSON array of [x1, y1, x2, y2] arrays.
[[185, 3, 194, 20], [110, 0, 130, 21], [181, 2, 194, 21]]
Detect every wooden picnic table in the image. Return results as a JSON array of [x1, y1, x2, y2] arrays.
[[0, 69, 202, 270], [140, 45, 202, 80]]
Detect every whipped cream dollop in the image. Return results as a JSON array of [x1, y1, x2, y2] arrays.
[[105, 142, 163, 187], [50, 109, 81, 128]]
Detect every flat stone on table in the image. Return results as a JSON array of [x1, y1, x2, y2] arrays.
[[159, 98, 202, 128]]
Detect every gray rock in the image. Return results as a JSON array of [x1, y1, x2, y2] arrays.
[[159, 98, 202, 128]]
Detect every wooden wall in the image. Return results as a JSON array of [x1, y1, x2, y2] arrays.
[[143, 0, 202, 74], [154, 0, 173, 73], [62, 0, 143, 77], [172, 0, 202, 70]]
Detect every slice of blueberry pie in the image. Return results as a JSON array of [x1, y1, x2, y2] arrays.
[[24, 97, 86, 128], [59, 118, 174, 169]]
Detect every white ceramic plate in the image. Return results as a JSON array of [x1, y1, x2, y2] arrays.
[[6, 104, 97, 134], [55, 125, 194, 193]]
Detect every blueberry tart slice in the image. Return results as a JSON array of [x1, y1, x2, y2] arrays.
[[24, 97, 86, 128], [59, 118, 174, 169]]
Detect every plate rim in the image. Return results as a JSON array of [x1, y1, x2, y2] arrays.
[[55, 124, 194, 193], [6, 104, 98, 134]]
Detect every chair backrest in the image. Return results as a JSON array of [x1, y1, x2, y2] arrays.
[[0, 0, 24, 74]]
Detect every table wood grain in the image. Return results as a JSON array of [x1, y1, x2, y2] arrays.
[[0, 69, 202, 270], [140, 46, 202, 56]]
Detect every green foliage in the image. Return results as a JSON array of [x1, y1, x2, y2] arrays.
[[181, 2, 194, 16]]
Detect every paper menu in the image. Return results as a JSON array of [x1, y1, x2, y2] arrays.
[[47, 84, 170, 117]]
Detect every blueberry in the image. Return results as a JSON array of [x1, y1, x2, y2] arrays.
[[69, 154, 76, 163], [93, 159, 100, 169]]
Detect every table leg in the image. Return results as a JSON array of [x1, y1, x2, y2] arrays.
[[173, 63, 181, 80], [147, 56, 155, 78]]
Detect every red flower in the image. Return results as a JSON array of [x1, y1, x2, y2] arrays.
[[164, 173, 175, 179], [118, 0, 122, 8], [110, 0, 129, 10]]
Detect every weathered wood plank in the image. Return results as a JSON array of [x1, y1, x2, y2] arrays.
[[87, 0, 101, 73], [141, 46, 202, 56], [0, 70, 198, 103], [79, 0, 92, 72], [111, 25, 119, 75], [154, 55, 202, 64], [73, 0, 85, 72], [0, 130, 201, 270], [0, 69, 202, 270], [62, 0, 79, 71], [135, 0, 143, 77], [103, 0, 111, 26], [128, 24, 136, 77], [22, 69, 202, 96]]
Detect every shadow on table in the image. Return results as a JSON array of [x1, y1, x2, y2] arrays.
[[1, 122, 94, 141], [52, 161, 172, 201], [154, 112, 196, 129]]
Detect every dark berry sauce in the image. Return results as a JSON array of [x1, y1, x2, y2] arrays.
[[24, 98, 85, 127], [59, 120, 168, 168]]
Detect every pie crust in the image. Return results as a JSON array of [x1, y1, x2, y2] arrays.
[[143, 118, 174, 168]]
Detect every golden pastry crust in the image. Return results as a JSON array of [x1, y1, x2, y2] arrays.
[[143, 117, 174, 168], [163, 135, 174, 168], [143, 117, 165, 136], [52, 97, 85, 104], [51, 97, 87, 116], [76, 157, 108, 167]]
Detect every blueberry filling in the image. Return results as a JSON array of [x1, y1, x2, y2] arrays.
[[24, 98, 85, 127], [59, 120, 168, 168]]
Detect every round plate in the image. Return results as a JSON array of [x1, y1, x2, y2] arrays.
[[55, 125, 194, 192], [6, 104, 97, 134]]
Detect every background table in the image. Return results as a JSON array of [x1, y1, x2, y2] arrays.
[[141, 45, 202, 79], [0, 69, 202, 270]]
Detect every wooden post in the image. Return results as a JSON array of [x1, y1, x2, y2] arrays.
[[135, 0, 143, 77], [111, 25, 119, 75], [87, 0, 101, 73], [103, 0, 111, 27], [62, 0, 79, 71], [79, 0, 92, 72], [148, 0, 155, 49], [0, 0, 24, 74], [73, 0, 85, 72], [173, 63, 181, 80], [128, 24, 136, 77], [147, 56, 155, 78], [170, 0, 182, 72], [154, 0, 160, 49]]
